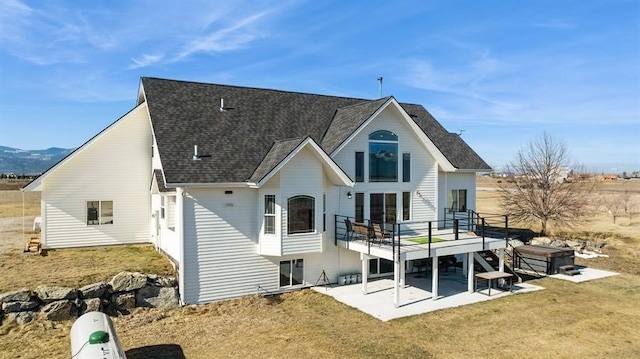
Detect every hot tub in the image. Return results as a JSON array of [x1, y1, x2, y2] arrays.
[[513, 245, 575, 275]]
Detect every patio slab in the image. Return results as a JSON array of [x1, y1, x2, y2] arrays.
[[313, 271, 544, 322], [549, 267, 619, 283]]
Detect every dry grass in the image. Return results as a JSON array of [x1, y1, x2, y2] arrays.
[[1, 275, 639, 358], [1, 181, 640, 358], [0, 245, 175, 293], [0, 190, 40, 217]]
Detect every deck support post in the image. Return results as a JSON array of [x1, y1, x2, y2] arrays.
[[467, 251, 475, 293], [431, 255, 439, 301], [498, 248, 505, 272], [400, 260, 406, 287], [360, 253, 369, 295], [462, 253, 468, 275], [393, 259, 400, 307]]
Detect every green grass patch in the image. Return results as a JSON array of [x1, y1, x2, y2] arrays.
[[408, 236, 445, 244]]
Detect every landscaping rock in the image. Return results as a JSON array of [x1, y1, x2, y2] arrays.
[[79, 282, 108, 299], [2, 300, 39, 312], [566, 240, 586, 250], [0, 288, 32, 303], [147, 274, 178, 287], [42, 300, 77, 321], [6, 311, 37, 325], [109, 272, 148, 292], [112, 292, 136, 312], [81, 298, 102, 314], [34, 285, 77, 303], [136, 286, 180, 308]]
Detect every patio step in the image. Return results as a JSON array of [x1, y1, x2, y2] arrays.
[[24, 237, 41, 254]]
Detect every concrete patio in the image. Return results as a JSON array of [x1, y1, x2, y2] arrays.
[[313, 271, 544, 322]]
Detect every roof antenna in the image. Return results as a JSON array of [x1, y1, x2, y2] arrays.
[[377, 76, 383, 98], [457, 129, 466, 136]]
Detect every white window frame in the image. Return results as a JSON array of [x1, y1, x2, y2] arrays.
[[86, 200, 113, 226], [264, 194, 276, 235]]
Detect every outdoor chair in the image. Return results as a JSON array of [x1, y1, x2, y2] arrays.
[[372, 223, 391, 245], [344, 218, 355, 241]]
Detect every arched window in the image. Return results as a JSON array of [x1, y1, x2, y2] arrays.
[[369, 130, 398, 182], [287, 195, 315, 234]]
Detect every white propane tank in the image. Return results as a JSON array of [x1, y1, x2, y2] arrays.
[[70, 311, 127, 359]]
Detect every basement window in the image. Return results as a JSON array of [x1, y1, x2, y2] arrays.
[[87, 201, 113, 225]]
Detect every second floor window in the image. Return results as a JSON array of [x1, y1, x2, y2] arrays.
[[369, 130, 398, 182]]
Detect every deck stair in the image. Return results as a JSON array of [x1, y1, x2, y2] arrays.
[[558, 265, 581, 276], [474, 250, 522, 283], [24, 236, 41, 254]]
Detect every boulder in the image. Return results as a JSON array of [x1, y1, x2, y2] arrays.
[[147, 274, 178, 287], [79, 282, 108, 299], [530, 237, 551, 246], [112, 292, 136, 311], [136, 286, 180, 308], [42, 300, 77, 321], [565, 239, 584, 249], [34, 285, 77, 303], [2, 300, 40, 312], [6, 311, 37, 325], [81, 298, 102, 314], [109, 272, 148, 292], [0, 288, 32, 303]]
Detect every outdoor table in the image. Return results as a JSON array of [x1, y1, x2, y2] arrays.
[[475, 271, 514, 296]]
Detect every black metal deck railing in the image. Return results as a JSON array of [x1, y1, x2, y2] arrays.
[[335, 212, 511, 260]]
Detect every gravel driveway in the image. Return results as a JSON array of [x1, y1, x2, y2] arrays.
[[0, 216, 34, 254]]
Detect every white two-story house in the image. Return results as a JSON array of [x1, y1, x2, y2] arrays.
[[24, 77, 499, 306]]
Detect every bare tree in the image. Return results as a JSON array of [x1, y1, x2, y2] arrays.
[[498, 133, 595, 236], [600, 181, 639, 224]]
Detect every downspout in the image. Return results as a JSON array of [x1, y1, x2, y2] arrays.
[[176, 187, 185, 305]]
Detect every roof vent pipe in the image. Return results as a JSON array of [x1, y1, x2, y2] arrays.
[[220, 98, 226, 112], [193, 145, 201, 161]]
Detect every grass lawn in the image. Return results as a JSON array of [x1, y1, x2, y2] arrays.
[[1, 274, 639, 358], [407, 236, 445, 244], [0, 245, 175, 292]]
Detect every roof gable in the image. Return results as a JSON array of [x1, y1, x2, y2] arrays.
[[252, 137, 352, 188]]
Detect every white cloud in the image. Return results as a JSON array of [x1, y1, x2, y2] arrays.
[[533, 19, 577, 30], [174, 11, 270, 61], [129, 54, 164, 69]]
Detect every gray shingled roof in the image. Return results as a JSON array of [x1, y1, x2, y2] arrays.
[[142, 77, 490, 184], [249, 137, 307, 183]]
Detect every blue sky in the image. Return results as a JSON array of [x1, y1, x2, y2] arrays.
[[0, 0, 638, 173]]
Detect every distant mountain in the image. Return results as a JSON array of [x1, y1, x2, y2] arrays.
[[0, 146, 74, 174]]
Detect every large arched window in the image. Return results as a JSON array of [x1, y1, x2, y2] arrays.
[[287, 195, 315, 234], [369, 130, 398, 182]]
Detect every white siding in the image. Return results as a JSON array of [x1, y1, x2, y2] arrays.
[[332, 106, 438, 222], [280, 148, 323, 255], [41, 104, 151, 248], [437, 172, 477, 222], [182, 187, 277, 304], [258, 173, 282, 256]]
